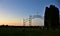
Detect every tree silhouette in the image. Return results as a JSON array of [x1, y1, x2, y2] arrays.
[[44, 5, 59, 29]]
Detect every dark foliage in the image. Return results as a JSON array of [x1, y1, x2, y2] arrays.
[[44, 5, 59, 29]]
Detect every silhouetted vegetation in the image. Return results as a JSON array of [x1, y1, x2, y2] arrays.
[[0, 27, 60, 36], [44, 5, 59, 30]]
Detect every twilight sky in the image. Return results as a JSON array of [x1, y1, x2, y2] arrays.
[[0, 0, 60, 26]]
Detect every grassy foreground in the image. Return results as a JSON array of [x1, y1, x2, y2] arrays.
[[0, 27, 60, 36]]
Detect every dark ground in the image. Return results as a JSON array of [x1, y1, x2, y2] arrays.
[[0, 26, 60, 36]]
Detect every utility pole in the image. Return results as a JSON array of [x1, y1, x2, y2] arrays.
[[23, 18, 25, 26], [29, 15, 32, 26]]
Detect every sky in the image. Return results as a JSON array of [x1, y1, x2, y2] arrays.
[[0, 0, 60, 26]]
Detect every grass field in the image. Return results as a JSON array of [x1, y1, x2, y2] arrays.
[[0, 26, 60, 36]]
